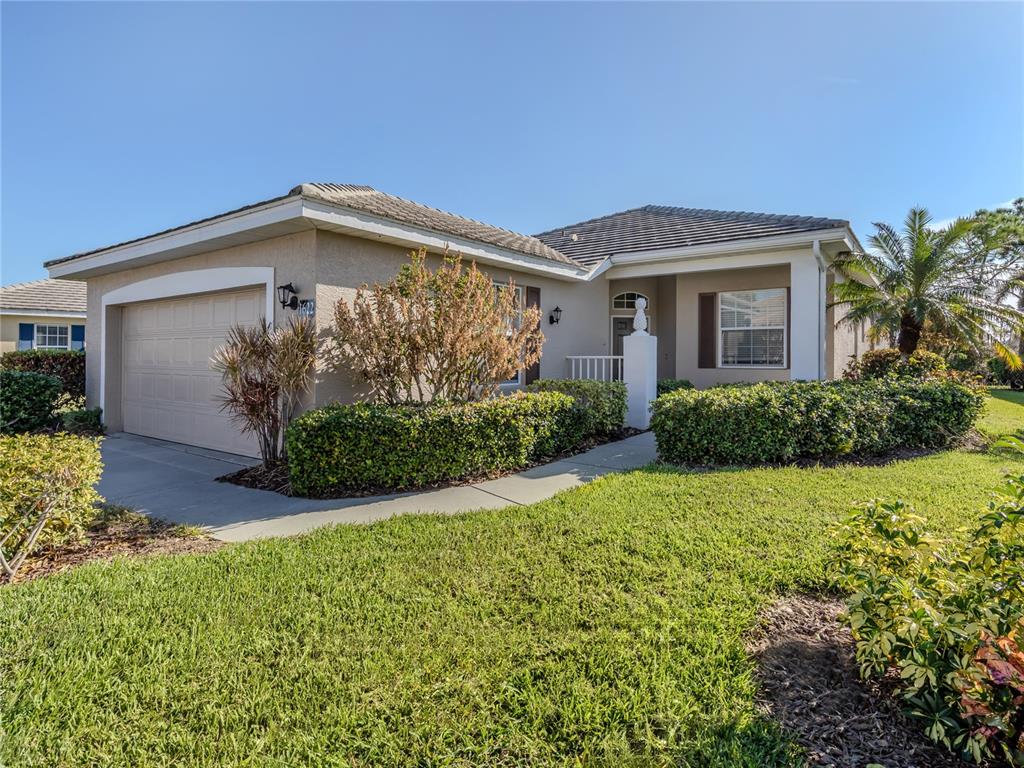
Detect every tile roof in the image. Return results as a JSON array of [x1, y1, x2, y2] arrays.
[[0, 279, 87, 314], [46, 183, 581, 270], [293, 183, 578, 267], [533, 205, 850, 267]]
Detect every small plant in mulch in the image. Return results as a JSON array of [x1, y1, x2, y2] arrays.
[[5, 504, 221, 585], [830, 478, 1024, 765]]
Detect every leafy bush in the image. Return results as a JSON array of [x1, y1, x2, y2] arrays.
[[526, 379, 626, 437], [657, 378, 694, 396], [0, 349, 85, 398], [988, 356, 1024, 390], [287, 391, 579, 495], [650, 379, 983, 465], [0, 433, 103, 580], [0, 370, 62, 434], [844, 348, 947, 381], [831, 485, 1024, 765], [61, 407, 104, 435], [328, 249, 543, 403]]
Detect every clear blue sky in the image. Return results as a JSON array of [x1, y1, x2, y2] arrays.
[[2, 1, 1021, 285]]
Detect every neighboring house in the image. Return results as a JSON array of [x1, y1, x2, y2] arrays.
[[45, 183, 868, 457], [0, 279, 87, 354]]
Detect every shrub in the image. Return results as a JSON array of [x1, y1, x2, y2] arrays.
[[657, 378, 694, 396], [0, 370, 62, 434], [526, 379, 626, 437], [650, 379, 983, 465], [61, 407, 104, 435], [0, 349, 85, 398], [0, 433, 103, 580], [327, 248, 543, 404], [287, 392, 578, 495], [988, 356, 1024, 389], [844, 348, 947, 381], [831, 486, 1024, 765], [211, 316, 317, 465]]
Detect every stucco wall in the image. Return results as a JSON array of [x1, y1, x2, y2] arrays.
[[82, 231, 316, 429], [675, 265, 793, 388], [1, 314, 86, 354], [313, 231, 611, 405]]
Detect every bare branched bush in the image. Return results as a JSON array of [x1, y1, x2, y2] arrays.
[[211, 316, 317, 465], [328, 249, 543, 403]]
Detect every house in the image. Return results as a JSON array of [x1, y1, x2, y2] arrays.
[[0, 279, 87, 354], [45, 183, 870, 457]]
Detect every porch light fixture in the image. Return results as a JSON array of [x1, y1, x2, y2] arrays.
[[277, 283, 299, 310], [549, 306, 562, 325]]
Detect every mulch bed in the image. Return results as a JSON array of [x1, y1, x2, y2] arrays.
[[6, 506, 223, 585], [217, 428, 644, 498], [749, 594, 977, 768]]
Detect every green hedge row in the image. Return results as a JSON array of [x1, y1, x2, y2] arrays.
[[0, 370, 62, 434], [0, 350, 86, 398], [525, 379, 626, 437], [650, 379, 984, 465], [287, 391, 583, 496], [0, 432, 103, 551]]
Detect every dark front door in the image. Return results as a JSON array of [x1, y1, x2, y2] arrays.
[[612, 317, 632, 356]]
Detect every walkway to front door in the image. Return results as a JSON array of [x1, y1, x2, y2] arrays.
[[99, 431, 658, 542]]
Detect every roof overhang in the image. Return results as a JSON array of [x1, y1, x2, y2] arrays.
[[0, 309, 87, 318], [46, 195, 592, 282]]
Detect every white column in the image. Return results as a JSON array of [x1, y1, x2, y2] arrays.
[[623, 334, 658, 429], [789, 253, 825, 380]]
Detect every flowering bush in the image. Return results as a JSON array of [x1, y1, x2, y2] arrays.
[[844, 348, 947, 381], [831, 484, 1024, 765]]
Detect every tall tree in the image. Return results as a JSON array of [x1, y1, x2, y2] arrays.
[[832, 206, 1024, 366]]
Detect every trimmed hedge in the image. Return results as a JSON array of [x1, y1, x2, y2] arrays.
[[0, 370, 62, 434], [657, 378, 694, 397], [0, 350, 85, 398], [287, 391, 581, 495], [650, 379, 984, 465], [526, 379, 626, 437], [0, 433, 103, 550]]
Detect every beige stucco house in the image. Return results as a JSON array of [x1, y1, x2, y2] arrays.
[[0, 279, 87, 354], [45, 183, 871, 457]]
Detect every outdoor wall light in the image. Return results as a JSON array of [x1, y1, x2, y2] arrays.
[[277, 283, 299, 310], [549, 306, 562, 325]]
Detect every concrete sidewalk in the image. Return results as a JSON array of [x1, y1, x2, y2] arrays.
[[99, 431, 658, 542]]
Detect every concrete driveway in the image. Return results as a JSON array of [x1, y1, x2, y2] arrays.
[[99, 431, 658, 542]]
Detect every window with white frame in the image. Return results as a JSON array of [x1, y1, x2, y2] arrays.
[[612, 291, 648, 311], [719, 289, 786, 367], [494, 283, 525, 384], [34, 324, 69, 350]]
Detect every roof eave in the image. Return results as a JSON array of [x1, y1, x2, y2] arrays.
[[47, 194, 589, 281]]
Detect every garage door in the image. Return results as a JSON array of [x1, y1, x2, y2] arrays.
[[121, 287, 263, 457]]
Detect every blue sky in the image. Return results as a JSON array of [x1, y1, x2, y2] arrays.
[[2, 1, 1021, 284]]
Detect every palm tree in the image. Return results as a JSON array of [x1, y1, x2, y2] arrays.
[[832, 207, 1024, 367]]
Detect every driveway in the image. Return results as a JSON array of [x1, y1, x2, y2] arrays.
[[99, 432, 659, 542]]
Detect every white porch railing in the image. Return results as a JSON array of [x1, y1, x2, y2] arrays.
[[566, 355, 624, 382]]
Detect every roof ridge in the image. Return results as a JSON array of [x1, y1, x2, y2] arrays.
[[299, 182, 555, 244], [1, 277, 81, 291], [532, 206, 651, 238], [639, 203, 847, 225]]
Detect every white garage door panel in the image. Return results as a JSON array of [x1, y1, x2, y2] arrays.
[[122, 288, 262, 457]]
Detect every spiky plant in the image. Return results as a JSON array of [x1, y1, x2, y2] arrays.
[[211, 316, 317, 465], [832, 207, 1024, 368]]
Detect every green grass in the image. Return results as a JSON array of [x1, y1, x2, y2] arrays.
[[3, 390, 1024, 767], [978, 387, 1024, 439]]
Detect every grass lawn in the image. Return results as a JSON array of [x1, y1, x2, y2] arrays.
[[3, 390, 1023, 767]]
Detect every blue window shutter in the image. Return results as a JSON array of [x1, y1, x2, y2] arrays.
[[71, 324, 85, 351], [18, 323, 34, 351]]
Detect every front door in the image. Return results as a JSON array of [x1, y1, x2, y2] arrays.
[[612, 317, 632, 356]]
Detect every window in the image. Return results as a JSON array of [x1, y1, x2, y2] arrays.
[[34, 324, 69, 350], [494, 283, 524, 384], [612, 291, 648, 311], [719, 289, 786, 367]]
